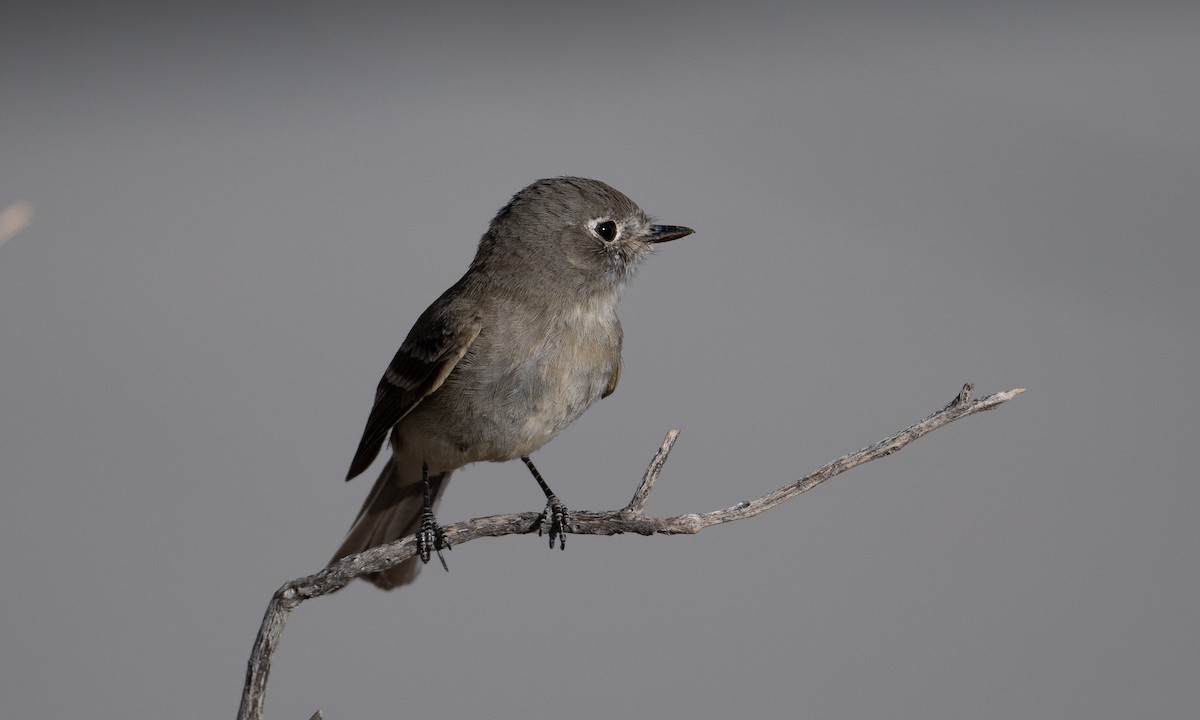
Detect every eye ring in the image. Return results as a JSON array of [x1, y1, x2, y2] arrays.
[[594, 220, 618, 242]]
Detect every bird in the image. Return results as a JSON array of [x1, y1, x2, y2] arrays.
[[330, 177, 692, 589]]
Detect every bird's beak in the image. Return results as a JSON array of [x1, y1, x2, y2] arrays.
[[643, 225, 694, 244]]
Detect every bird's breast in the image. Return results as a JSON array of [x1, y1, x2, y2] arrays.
[[403, 294, 622, 466]]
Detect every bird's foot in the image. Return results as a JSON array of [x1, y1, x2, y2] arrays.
[[418, 506, 451, 572], [536, 495, 572, 550]]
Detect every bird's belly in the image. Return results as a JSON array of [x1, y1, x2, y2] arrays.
[[400, 352, 614, 468]]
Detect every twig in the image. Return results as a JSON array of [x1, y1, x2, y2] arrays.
[[238, 384, 1023, 720]]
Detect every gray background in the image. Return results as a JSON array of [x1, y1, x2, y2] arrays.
[[2, 1, 1197, 718]]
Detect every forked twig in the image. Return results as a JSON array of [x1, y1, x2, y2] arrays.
[[239, 384, 1024, 720]]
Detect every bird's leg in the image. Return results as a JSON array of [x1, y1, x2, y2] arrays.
[[522, 455, 571, 550], [417, 462, 450, 571]]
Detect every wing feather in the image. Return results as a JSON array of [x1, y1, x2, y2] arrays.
[[345, 310, 481, 480]]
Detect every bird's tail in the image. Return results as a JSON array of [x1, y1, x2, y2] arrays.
[[329, 456, 451, 590]]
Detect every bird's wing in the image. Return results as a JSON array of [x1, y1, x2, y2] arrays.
[[602, 356, 620, 398], [345, 308, 482, 480]]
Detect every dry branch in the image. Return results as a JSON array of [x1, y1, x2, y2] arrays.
[[239, 383, 1023, 720]]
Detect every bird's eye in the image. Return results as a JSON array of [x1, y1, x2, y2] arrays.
[[594, 220, 617, 242]]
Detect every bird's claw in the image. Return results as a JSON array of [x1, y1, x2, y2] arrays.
[[536, 495, 571, 550], [418, 507, 451, 572]]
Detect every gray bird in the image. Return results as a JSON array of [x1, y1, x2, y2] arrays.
[[331, 177, 692, 589]]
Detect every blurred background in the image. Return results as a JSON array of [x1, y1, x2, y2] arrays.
[[2, 1, 1197, 718]]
